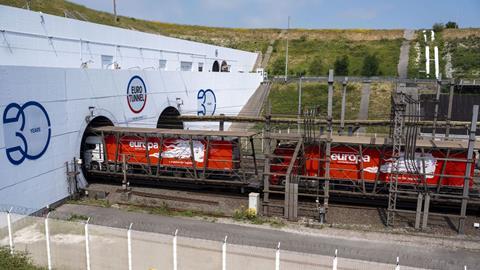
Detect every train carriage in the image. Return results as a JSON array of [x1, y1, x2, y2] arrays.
[[270, 135, 477, 190], [83, 126, 259, 186]]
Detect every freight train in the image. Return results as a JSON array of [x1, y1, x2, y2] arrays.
[[83, 129, 477, 193], [84, 134, 240, 176]]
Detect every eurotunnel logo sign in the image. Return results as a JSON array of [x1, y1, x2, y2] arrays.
[[197, 89, 216, 116], [127, 75, 147, 114], [2, 101, 51, 165]]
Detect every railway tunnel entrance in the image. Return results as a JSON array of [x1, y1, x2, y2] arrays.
[[212, 61, 219, 72], [80, 116, 114, 176], [157, 106, 183, 129]]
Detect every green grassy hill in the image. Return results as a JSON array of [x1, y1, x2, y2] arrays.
[[270, 36, 403, 77], [408, 28, 480, 79], [444, 29, 480, 79]]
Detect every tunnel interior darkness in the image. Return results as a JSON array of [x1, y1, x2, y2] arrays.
[[157, 106, 183, 129], [212, 60, 219, 72], [79, 116, 114, 172]]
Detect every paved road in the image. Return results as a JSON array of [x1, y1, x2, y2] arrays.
[[398, 29, 415, 79], [53, 204, 480, 270]]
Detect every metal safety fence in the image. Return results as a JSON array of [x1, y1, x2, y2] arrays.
[[0, 210, 448, 270]]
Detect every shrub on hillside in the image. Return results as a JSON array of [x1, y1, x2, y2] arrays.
[[270, 57, 286, 75], [334, 55, 349, 76], [445, 21, 459, 29], [290, 67, 307, 77], [308, 56, 324, 76], [361, 54, 380, 76], [433, 23, 445, 32]]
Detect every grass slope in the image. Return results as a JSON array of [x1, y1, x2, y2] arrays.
[[445, 35, 480, 78], [268, 82, 362, 120], [269, 37, 403, 76], [408, 28, 480, 79], [266, 81, 395, 134]]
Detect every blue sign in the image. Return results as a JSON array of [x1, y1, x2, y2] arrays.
[[197, 89, 216, 116], [3, 101, 51, 165]]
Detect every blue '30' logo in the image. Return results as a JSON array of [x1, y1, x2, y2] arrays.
[[197, 89, 216, 116], [3, 101, 51, 165]]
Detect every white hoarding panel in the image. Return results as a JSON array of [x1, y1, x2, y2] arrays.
[[1, 66, 262, 213]]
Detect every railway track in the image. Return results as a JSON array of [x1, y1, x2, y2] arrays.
[[119, 189, 220, 206], [87, 176, 480, 220]]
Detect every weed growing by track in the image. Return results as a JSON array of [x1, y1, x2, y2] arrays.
[[67, 214, 89, 222], [67, 198, 111, 208], [233, 207, 286, 228]]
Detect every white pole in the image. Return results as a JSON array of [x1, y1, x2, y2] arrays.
[[332, 249, 338, 270], [45, 212, 52, 270], [275, 242, 280, 270], [285, 16, 290, 82], [422, 30, 427, 43], [80, 39, 83, 64], [222, 236, 228, 270], [298, 77, 302, 118], [127, 223, 133, 270], [395, 256, 400, 270], [85, 218, 91, 270], [297, 77, 302, 133], [261, 129, 264, 152], [425, 46, 430, 75], [173, 229, 178, 270], [434, 46, 439, 79], [7, 208, 14, 254], [431, 30, 435, 41]]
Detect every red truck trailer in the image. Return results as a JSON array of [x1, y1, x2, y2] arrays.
[[270, 143, 474, 188], [85, 135, 240, 172]]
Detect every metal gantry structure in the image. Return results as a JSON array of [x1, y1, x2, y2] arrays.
[[80, 76, 480, 234], [386, 88, 407, 226], [259, 76, 480, 233], [86, 127, 262, 190]]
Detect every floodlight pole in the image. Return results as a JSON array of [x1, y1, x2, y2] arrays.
[[285, 16, 290, 82], [113, 0, 117, 23]]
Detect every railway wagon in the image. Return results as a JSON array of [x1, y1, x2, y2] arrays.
[[270, 143, 474, 188], [84, 135, 240, 173]]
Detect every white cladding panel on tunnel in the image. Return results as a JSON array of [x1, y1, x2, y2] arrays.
[[0, 5, 258, 73], [0, 66, 262, 213]]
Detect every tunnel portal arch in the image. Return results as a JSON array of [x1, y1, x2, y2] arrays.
[[212, 60, 220, 72], [79, 116, 114, 175], [157, 106, 183, 129], [220, 60, 229, 72]]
